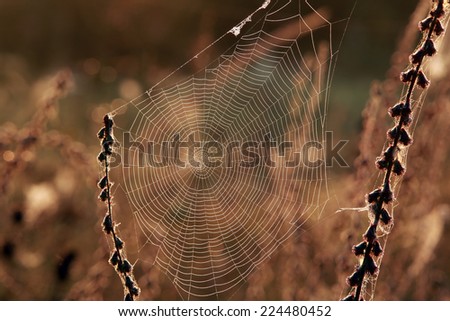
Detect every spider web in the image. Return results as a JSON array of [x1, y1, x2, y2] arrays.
[[110, 0, 354, 299]]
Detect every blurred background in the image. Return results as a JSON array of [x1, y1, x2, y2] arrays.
[[0, 0, 449, 300]]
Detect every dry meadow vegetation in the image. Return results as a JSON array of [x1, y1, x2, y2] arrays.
[[0, 0, 449, 300]]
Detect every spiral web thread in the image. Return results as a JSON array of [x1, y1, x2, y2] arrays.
[[110, 0, 354, 299]]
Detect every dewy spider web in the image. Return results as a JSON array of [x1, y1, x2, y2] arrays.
[[110, 0, 354, 299]]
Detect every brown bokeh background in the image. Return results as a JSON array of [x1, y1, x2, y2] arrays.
[[0, 0, 449, 300]]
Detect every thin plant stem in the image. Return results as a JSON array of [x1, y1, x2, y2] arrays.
[[345, 0, 448, 301], [98, 114, 140, 300]]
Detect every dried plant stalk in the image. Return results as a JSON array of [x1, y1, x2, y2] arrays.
[[343, 0, 448, 301], [97, 114, 140, 300]]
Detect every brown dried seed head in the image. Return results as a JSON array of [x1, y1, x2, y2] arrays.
[[99, 189, 109, 202], [400, 68, 416, 83], [389, 102, 405, 117], [383, 145, 398, 163], [402, 115, 413, 127], [103, 114, 114, 129], [392, 159, 405, 176], [417, 71, 430, 89], [380, 208, 392, 225], [381, 183, 394, 204], [352, 241, 367, 256], [118, 259, 133, 273], [372, 240, 383, 257], [419, 16, 433, 31], [130, 287, 140, 297], [410, 48, 425, 64], [103, 214, 114, 234], [98, 176, 108, 189], [114, 236, 124, 250], [97, 128, 106, 140], [347, 266, 364, 287], [399, 128, 413, 146], [387, 126, 398, 141], [434, 19, 445, 36], [97, 151, 107, 162], [422, 39, 437, 57], [367, 188, 382, 204], [110, 250, 120, 266], [430, 2, 445, 18], [364, 256, 378, 275], [375, 157, 388, 170]]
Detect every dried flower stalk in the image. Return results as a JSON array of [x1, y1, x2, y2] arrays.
[[97, 114, 140, 300], [343, 0, 448, 301]]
